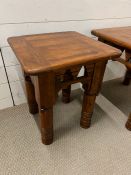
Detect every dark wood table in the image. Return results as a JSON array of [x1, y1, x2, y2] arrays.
[[92, 26, 131, 131], [8, 31, 121, 145]]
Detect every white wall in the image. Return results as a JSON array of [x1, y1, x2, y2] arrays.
[[0, 0, 130, 109]]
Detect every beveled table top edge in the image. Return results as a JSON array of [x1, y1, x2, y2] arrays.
[[91, 26, 131, 50], [8, 31, 122, 75]]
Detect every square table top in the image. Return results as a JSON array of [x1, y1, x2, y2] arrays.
[[8, 31, 121, 75], [92, 26, 131, 51]]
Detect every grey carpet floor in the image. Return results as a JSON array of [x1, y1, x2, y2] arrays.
[[0, 87, 131, 175], [101, 78, 131, 116]]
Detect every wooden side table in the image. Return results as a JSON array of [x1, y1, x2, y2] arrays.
[[92, 26, 131, 131], [8, 32, 121, 145]]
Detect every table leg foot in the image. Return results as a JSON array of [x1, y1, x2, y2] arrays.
[[125, 114, 131, 131], [80, 112, 92, 129], [41, 128, 53, 145], [40, 107, 53, 145], [29, 104, 38, 115]]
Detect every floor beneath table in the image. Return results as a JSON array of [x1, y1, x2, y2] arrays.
[[0, 78, 131, 175]]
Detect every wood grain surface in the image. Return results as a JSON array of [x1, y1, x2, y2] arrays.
[[92, 26, 131, 50], [8, 31, 121, 75]]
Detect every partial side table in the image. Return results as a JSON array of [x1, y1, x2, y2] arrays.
[[8, 31, 121, 145], [92, 26, 131, 130]]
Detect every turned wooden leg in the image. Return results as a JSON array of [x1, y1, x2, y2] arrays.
[[80, 61, 107, 128], [24, 73, 38, 114], [39, 107, 53, 145], [125, 114, 131, 131], [36, 73, 56, 145], [123, 70, 131, 85], [123, 51, 131, 85], [62, 85, 71, 103], [80, 93, 96, 128]]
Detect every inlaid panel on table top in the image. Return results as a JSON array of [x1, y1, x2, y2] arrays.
[[92, 26, 131, 50], [8, 31, 121, 75]]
